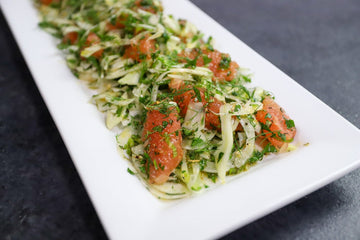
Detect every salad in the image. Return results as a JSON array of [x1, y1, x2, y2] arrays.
[[36, 0, 296, 199]]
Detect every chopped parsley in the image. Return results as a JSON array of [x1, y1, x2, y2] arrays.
[[185, 57, 198, 69], [193, 87, 202, 102], [191, 138, 205, 148], [285, 119, 295, 129], [202, 55, 212, 65], [127, 168, 135, 175], [219, 56, 231, 69]]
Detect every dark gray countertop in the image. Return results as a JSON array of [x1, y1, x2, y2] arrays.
[[1, 0, 360, 239]]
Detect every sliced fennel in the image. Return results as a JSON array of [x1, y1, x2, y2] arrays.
[[106, 111, 123, 129], [183, 102, 205, 131], [116, 126, 134, 147], [118, 71, 141, 85], [215, 104, 234, 183], [234, 118, 256, 168]]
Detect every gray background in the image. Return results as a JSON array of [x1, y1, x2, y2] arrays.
[[1, 0, 360, 239]]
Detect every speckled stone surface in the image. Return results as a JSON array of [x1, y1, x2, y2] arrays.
[[1, 0, 360, 239]]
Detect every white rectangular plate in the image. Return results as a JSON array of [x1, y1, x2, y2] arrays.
[[2, 0, 360, 239]]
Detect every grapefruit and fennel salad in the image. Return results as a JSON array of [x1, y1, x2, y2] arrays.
[[36, 0, 296, 199]]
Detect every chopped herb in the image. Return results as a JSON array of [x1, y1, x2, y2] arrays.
[[262, 144, 277, 154], [199, 159, 207, 171], [185, 57, 198, 69], [243, 76, 251, 83], [159, 163, 165, 170], [161, 31, 170, 43], [87, 56, 101, 74], [170, 143, 178, 157], [202, 55, 212, 65], [153, 159, 159, 170], [139, 0, 153, 6], [285, 119, 295, 129], [139, 166, 147, 174], [38, 21, 57, 29], [207, 173, 218, 183], [127, 168, 135, 175], [265, 120, 272, 128], [219, 56, 231, 69], [191, 186, 202, 191], [162, 121, 169, 128], [139, 95, 151, 105], [228, 168, 237, 175], [278, 132, 287, 142], [191, 138, 205, 148], [206, 36, 214, 51], [152, 125, 163, 132], [84, 9, 100, 24], [217, 152, 224, 163], [183, 128, 193, 137], [57, 43, 70, 50], [99, 35, 116, 42], [110, 15, 117, 25], [193, 87, 202, 102], [248, 150, 263, 164]]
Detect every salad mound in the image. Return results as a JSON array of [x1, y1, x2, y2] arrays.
[[36, 0, 296, 199]]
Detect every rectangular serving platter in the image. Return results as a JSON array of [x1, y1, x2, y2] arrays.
[[2, 0, 360, 239]]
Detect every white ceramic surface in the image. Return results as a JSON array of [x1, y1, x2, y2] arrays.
[[1, 0, 360, 239]]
